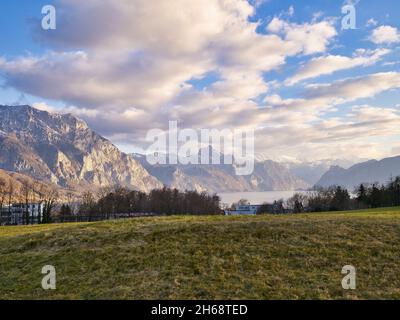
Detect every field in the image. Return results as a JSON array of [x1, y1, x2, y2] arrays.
[[1, 207, 400, 300]]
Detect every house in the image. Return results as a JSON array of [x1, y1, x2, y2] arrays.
[[0, 203, 44, 225], [224, 204, 261, 216]]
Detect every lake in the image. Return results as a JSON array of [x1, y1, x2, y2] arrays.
[[218, 191, 308, 206]]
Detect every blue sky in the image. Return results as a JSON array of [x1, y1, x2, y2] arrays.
[[0, 0, 55, 105], [0, 0, 399, 161]]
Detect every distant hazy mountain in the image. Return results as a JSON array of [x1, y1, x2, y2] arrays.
[[316, 156, 400, 189], [133, 152, 309, 193], [0, 105, 162, 192], [284, 159, 356, 185], [249, 161, 309, 191]]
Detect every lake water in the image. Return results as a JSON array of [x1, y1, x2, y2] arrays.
[[218, 191, 307, 206]]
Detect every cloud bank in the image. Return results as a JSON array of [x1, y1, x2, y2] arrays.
[[0, 0, 399, 161]]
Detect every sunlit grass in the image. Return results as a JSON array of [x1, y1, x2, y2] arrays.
[[1, 207, 400, 300]]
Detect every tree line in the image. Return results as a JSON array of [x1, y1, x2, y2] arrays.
[[257, 176, 400, 214], [60, 186, 222, 222], [1, 180, 222, 225], [2, 175, 400, 224]]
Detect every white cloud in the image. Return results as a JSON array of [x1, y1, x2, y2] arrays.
[[268, 72, 400, 112], [304, 72, 400, 104], [0, 0, 338, 128], [286, 48, 390, 85], [254, 104, 400, 161], [32, 102, 56, 113], [370, 25, 400, 44], [391, 143, 400, 156], [267, 17, 337, 55], [1, 0, 399, 161], [30, 72, 400, 162]]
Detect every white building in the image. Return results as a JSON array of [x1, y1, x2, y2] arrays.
[[224, 204, 261, 216], [0, 203, 44, 225]]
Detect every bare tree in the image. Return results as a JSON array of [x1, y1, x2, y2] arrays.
[[40, 186, 58, 224], [0, 177, 7, 225], [286, 193, 308, 213], [30, 182, 43, 223], [97, 186, 112, 219], [7, 178, 15, 219], [66, 191, 78, 220], [21, 180, 32, 225], [79, 191, 97, 221]]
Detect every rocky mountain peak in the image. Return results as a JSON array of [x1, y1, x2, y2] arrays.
[[0, 105, 162, 192]]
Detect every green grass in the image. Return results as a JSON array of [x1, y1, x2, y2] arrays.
[[1, 207, 400, 300]]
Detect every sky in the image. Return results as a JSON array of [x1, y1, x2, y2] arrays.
[[0, 0, 399, 163]]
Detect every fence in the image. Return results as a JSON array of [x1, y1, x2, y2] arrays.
[[0, 212, 157, 226]]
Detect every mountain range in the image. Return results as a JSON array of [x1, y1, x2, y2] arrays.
[[282, 159, 356, 185], [134, 152, 309, 193], [0, 105, 161, 192], [0, 105, 309, 193], [0, 105, 398, 194], [316, 156, 400, 190]]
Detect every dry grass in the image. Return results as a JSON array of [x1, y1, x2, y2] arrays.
[[1, 207, 400, 300]]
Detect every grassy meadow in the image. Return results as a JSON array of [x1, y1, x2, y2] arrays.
[[1, 207, 400, 300]]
